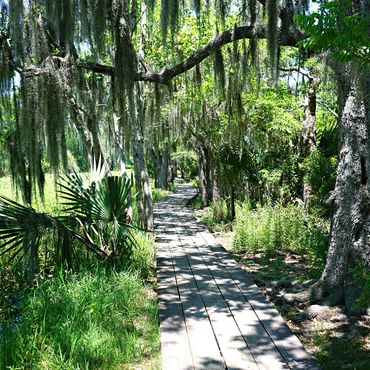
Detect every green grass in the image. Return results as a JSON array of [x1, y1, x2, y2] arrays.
[[188, 195, 202, 210], [202, 199, 231, 232], [0, 174, 60, 214], [152, 187, 169, 204], [232, 202, 329, 272], [0, 173, 160, 369], [0, 265, 159, 369], [312, 326, 370, 370]]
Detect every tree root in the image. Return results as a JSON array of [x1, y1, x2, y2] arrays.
[[283, 280, 327, 304]]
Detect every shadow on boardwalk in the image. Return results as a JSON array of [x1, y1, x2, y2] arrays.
[[154, 184, 320, 370]]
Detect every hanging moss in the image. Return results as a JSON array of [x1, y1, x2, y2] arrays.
[[169, 0, 179, 37], [214, 45, 225, 94], [192, 0, 201, 19], [215, 0, 226, 28], [9, 0, 24, 62], [91, 0, 108, 54], [267, 0, 279, 81], [160, 0, 169, 43], [195, 64, 202, 86]]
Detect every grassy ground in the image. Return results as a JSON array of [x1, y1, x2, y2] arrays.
[[0, 173, 161, 369], [0, 264, 160, 369]]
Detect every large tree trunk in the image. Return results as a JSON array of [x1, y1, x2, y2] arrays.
[[319, 63, 370, 312]]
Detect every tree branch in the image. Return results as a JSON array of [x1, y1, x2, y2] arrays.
[[20, 25, 306, 84]]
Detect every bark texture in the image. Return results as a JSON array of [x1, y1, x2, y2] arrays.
[[320, 63, 370, 311]]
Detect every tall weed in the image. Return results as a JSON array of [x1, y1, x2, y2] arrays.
[[202, 198, 230, 231], [233, 202, 328, 266], [0, 265, 159, 369]]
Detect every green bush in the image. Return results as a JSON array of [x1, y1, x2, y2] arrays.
[[233, 202, 329, 267], [303, 149, 337, 214], [129, 232, 156, 279], [202, 198, 230, 231], [0, 265, 159, 369], [152, 187, 168, 204], [188, 195, 202, 210]]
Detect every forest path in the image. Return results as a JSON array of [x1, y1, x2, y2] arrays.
[[154, 184, 319, 370]]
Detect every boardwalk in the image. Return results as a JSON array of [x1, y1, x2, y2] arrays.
[[154, 184, 319, 370]]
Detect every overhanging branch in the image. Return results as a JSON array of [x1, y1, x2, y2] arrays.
[[19, 25, 306, 85]]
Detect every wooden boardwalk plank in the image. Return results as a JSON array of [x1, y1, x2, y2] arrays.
[[155, 184, 320, 370]]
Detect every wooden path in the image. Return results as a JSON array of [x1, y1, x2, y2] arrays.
[[154, 184, 319, 370]]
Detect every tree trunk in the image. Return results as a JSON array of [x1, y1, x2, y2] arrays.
[[301, 75, 318, 206], [230, 185, 236, 220], [131, 84, 153, 231], [210, 152, 221, 204], [151, 146, 161, 188], [158, 144, 170, 189], [197, 145, 212, 206], [319, 63, 370, 312]]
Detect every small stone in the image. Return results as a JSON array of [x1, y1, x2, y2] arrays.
[[330, 313, 347, 322], [306, 304, 329, 319]]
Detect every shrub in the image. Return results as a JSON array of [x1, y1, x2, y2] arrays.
[[202, 198, 230, 231], [152, 188, 168, 204], [233, 202, 329, 267]]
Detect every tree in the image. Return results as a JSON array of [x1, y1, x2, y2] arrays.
[[295, 0, 370, 311]]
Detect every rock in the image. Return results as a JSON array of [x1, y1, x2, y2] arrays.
[[306, 304, 329, 319], [330, 313, 348, 322]]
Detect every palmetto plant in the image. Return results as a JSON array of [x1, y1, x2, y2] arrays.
[[0, 171, 137, 280], [58, 171, 138, 258]]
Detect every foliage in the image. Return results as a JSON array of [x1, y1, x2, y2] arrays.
[[129, 232, 156, 279], [303, 149, 337, 214], [202, 198, 230, 231], [188, 195, 203, 210], [171, 150, 198, 181], [151, 187, 168, 204], [59, 171, 137, 258], [0, 265, 159, 369], [0, 172, 137, 280], [233, 202, 329, 272], [312, 326, 370, 370], [296, 0, 370, 64], [168, 182, 178, 192], [350, 262, 370, 310]]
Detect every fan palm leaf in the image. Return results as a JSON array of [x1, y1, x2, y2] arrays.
[[0, 196, 107, 280], [58, 173, 139, 257]]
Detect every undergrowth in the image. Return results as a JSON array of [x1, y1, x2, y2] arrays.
[[0, 219, 159, 369], [0, 265, 159, 369], [202, 198, 231, 231], [232, 202, 329, 270]]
